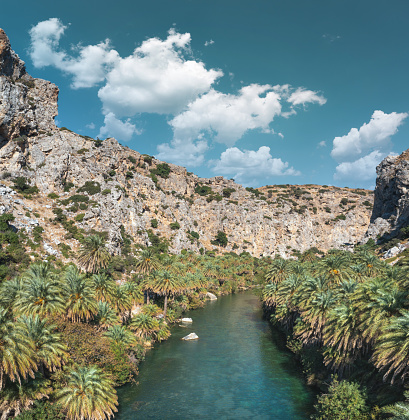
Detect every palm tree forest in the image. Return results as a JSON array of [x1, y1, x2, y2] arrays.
[[2, 207, 409, 419]]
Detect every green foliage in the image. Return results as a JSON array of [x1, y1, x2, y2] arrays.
[[211, 231, 228, 247], [340, 198, 348, 205], [125, 171, 134, 179], [108, 169, 116, 177], [170, 222, 180, 230], [15, 401, 65, 420], [312, 378, 368, 420], [150, 163, 171, 179], [195, 185, 212, 196], [74, 213, 85, 223], [188, 231, 199, 240], [12, 177, 39, 195], [76, 148, 89, 155], [150, 218, 158, 228], [143, 155, 153, 165], [147, 230, 169, 253], [222, 188, 236, 198], [324, 206, 331, 213], [76, 181, 101, 195], [60, 194, 89, 206], [63, 182, 74, 192], [101, 189, 111, 195], [246, 187, 261, 197], [47, 192, 59, 199], [128, 155, 137, 164]]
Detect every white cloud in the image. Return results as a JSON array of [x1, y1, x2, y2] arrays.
[[98, 112, 140, 141], [211, 146, 300, 185], [287, 88, 327, 107], [204, 39, 214, 46], [334, 150, 385, 181], [318, 140, 326, 147], [98, 29, 223, 116], [156, 138, 208, 167], [331, 110, 408, 161], [86, 122, 95, 130], [29, 18, 119, 89], [170, 84, 282, 146]]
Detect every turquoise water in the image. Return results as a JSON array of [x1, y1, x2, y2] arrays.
[[117, 291, 314, 419]]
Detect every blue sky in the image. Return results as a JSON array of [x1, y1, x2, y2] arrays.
[[2, 0, 409, 188]]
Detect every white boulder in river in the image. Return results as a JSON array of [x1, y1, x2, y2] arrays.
[[182, 332, 199, 340], [181, 318, 193, 323], [206, 292, 217, 300]]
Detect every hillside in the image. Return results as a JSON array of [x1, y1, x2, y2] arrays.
[[0, 28, 374, 263]]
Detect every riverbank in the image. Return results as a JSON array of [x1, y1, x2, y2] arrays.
[[117, 291, 314, 419]]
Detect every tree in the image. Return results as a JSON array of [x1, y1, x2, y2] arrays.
[[95, 301, 120, 330], [55, 365, 118, 420], [91, 273, 116, 303], [14, 264, 65, 317], [77, 235, 110, 273], [104, 325, 136, 348], [63, 266, 97, 322], [152, 270, 181, 320], [212, 231, 228, 247], [129, 314, 159, 339], [312, 377, 368, 420], [0, 308, 37, 390], [382, 390, 409, 419]]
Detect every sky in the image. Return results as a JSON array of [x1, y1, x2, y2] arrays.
[[2, 0, 409, 188]]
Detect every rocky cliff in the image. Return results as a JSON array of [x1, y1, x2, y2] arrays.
[[365, 149, 409, 241], [0, 29, 374, 260]]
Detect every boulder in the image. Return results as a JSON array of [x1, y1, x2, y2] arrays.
[[181, 317, 193, 323], [182, 332, 199, 340], [206, 292, 217, 301]]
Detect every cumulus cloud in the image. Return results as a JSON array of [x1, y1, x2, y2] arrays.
[[334, 150, 385, 181], [204, 39, 214, 46], [86, 122, 95, 130], [318, 140, 326, 147], [169, 84, 282, 146], [98, 112, 140, 141], [156, 138, 209, 167], [331, 110, 408, 161], [98, 29, 223, 116], [29, 18, 119, 89], [287, 88, 327, 107], [211, 146, 300, 185], [29, 19, 328, 162]]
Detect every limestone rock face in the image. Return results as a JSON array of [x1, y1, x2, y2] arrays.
[[0, 29, 58, 145], [0, 29, 375, 260], [365, 150, 409, 241]]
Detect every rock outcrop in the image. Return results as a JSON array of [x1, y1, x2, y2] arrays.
[[0, 29, 374, 260], [365, 149, 409, 241]]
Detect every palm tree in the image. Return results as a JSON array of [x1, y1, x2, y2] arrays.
[[372, 310, 409, 383], [0, 375, 51, 419], [55, 365, 118, 420], [265, 258, 293, 284], [135, 249, 160, 276], [382, 390, 409, 418], [315, 253, 352, 284], [19, 314, 67, 373], [95, 301, 120, 330], [0, 308, 37, 390], [91, 273, 116, 303], [0, 276, 24, 311], [130, 313, 159, 339], [152, 270, 181, 320], [77, 235, 110, 273], [63, 266, 97, 322], [13, 264, 65, 317], [104, 325, 136, 348]]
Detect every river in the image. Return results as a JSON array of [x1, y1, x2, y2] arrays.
[[117, 291, 314, 419]]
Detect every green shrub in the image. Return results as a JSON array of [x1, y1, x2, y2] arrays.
[[189, 231, 199, 239], [125, 171, 134, 179], [324, 206, 331, 213], [211, 231, 228, 247], [101, 189, 111, 195], [47, 192, 59, 199], [143, 155, 153, 165], [74, 213, 85, 222], [63, 182, 74, 192], [312, 378, 368, 420], [12, 177, 39, 195], [128, 155, 137, 164], [77, 181, 101, 195], [151, 219, 158, 228], [222, 188, 236, 198], [170, 222, 180, 230], [195, 185, 212, 196], [150, 163, 171, 179], [108, 169, 116, 177], [77, 148, 89, 155]]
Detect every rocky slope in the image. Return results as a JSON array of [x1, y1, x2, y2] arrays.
[[365, 149, 409, 242], [0, 29, 374, 260]]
